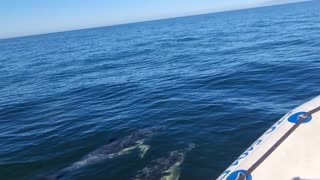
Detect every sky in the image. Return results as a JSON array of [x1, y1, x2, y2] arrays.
[[0, 0, 308, 39]]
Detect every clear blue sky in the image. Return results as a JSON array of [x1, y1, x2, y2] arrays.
[[0, 0, 301, 39]]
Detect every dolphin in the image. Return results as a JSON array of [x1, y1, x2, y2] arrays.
[[133, 144, 195, 180], [43, 128, 159, 180]]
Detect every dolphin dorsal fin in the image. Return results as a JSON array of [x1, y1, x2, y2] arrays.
[[109, 138, 118, 143]]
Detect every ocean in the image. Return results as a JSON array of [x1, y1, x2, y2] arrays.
[[1, 1, 320, 179]]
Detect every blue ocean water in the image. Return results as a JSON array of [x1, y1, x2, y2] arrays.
[[1, 1, 320, 179]]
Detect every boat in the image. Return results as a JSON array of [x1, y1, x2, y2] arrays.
[[218, 96, 320, 180]]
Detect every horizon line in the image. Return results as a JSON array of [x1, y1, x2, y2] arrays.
[[0, 0, 311, 41]]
